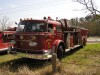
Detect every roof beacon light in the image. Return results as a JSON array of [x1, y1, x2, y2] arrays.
[[48, 16, 51, 20], [30, 18, 32, 20], [20, 19, 22, 21], [56, 17, 58, 21], [43, 17, 46, 20]]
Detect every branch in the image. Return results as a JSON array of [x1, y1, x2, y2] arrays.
[[72, 0, 100, 15]]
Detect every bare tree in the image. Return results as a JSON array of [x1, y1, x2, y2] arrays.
[[73, 0, 100, 15], [0, 16, 10, 31]]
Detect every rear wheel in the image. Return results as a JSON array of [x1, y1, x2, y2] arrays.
[[57, 44, 65, 59]]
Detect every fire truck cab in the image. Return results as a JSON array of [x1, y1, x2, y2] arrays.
[[10, 17, 88, 59]]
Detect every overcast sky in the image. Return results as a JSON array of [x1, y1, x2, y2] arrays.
[[0, 0, 100, 22]]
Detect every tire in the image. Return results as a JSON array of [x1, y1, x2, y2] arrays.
[[57, 43, 65, 59]]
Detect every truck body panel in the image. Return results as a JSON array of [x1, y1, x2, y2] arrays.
[[0, 31, 15, 52]]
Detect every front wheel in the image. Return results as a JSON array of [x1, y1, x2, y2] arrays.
[[57, 44, 65, 59]]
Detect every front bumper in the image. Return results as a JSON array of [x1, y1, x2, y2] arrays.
[[10, 51, 52, 59], [0, 48, 8, 52]]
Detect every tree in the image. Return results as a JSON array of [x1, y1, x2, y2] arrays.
[[0, 16, 10, 31], [70, 15, 100, 36], [70, 18, 79, 26], [72, 0, 100, 36], [73, 0, 100, 15]]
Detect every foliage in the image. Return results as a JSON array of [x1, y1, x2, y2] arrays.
[[70, 14, 100, 36], [71, 0, 100, 36], [0, 16, 12, 31]]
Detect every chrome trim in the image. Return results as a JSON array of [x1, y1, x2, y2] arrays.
[[15, 48, 52, 52], [11, 51, 52, 59], [16, 40, 31, 42], [0, 48, 8, 52]]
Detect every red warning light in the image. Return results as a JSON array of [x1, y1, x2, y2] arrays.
[[48, 16, 51, 20]]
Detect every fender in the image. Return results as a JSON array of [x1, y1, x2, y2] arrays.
[[52, 40, 64, 53]]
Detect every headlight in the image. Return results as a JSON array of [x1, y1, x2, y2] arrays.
[[43, 50, 51, 54], [29, 42, 37, 46], [11, 40, 16, 44]]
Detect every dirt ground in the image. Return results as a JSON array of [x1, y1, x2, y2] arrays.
[[87, 36, 100, 43]]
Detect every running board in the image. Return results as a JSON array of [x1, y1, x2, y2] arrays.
[[65, 45, 81, 52]]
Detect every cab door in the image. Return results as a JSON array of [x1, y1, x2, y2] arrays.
[[56, 25, 63, 40]]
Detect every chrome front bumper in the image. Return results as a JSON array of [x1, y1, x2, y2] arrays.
[[0, 48, 8, 52], [11, 51, 52, 59]]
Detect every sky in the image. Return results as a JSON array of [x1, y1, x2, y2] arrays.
[[0, 0, 100, 23]]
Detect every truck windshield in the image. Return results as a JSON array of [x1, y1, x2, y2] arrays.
[[16, 21, 46, 32]]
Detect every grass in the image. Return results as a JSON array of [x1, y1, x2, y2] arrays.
[[0, 54, 20, 63], [0, 43, 100, 75], [61, 43, 100, 75]]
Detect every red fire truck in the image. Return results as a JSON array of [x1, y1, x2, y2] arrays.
[[0, 29, 15, 52], [10, 17, 88, 59]]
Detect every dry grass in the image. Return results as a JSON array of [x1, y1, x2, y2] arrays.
[[61, 64, 99, 75], [0, 62, 100, 75], [0, 43, 100, 75], [0, 65, 52, 75]]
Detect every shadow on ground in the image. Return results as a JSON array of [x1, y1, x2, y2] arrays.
[[0, 57, 50, 72], [0, 51, 8, 55]]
